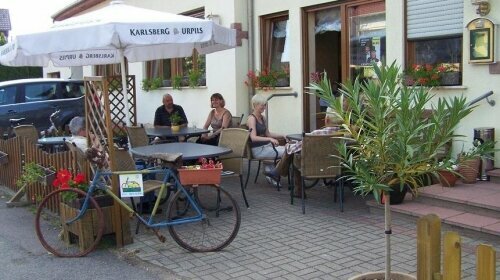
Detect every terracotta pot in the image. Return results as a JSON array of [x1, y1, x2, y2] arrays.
[[438, 170, 457, 187], [348, 271, 416, 280], [459, 158, 480, 184]]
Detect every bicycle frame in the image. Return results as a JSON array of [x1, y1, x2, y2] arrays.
[[65, 167, 205, 229]]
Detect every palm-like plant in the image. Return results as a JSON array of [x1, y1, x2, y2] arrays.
[[309, 62, 474, 279]]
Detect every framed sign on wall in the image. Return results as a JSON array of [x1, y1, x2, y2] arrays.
[[467, 18, 495, 64]]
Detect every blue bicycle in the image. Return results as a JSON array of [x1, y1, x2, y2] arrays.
[[35, 149, 241, 257]]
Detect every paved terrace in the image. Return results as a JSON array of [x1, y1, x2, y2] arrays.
[[122, 165, 500, 280]]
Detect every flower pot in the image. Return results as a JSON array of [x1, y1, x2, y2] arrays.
[[37, 167, 56, 186], [381, 185, 408, 205], [348, 271, 416, 280], [171, 125, 181, 132], [437, 170, 457, 187], [459, 158, 480, 184], [178, 167, 222, 185], [439, 72, 459, 86]]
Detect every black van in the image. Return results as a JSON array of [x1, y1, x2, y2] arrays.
[[0, 78, 85, 134]]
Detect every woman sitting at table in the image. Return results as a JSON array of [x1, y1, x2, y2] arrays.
[[247, 93, 285, 159], [198, 93, 233, 146]]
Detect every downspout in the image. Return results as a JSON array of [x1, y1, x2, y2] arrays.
[[247, 0, 255, 111]]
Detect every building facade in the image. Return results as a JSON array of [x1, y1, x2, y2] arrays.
[[46, 0, 500, 161]]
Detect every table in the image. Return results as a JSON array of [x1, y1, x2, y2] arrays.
[[130, 142, 231, 161], [286, 134, 303, 141], [37, 136, 68, 152], [145, 127, 209, 139]]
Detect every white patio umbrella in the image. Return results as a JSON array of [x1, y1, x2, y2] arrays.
[[0, 0, 236, 124]]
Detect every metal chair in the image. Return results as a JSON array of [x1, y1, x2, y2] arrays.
[[218, 128, 251, 208], [240, 124, 280, 189], [230, 114, 244, 128], [13, 125, 39, 143], [291, 133, 344, 214]]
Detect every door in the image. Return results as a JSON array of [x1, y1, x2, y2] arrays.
[[305, 7, 342, 131]]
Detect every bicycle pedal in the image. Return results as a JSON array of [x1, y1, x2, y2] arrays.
[[159, 235, 166, 243]]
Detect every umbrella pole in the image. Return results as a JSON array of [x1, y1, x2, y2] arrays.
[[119, 50, 131, 126]]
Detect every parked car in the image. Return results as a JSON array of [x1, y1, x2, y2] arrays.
[[0, 78, 85, 136]]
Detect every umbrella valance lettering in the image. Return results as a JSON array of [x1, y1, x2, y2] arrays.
[[0, 43, 16, 56], [129, 28, 171, 36], [51, 50, 120, 67]]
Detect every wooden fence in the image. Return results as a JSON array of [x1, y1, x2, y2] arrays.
[[0, 137, 22, 191], [417, 214, 497, 280]]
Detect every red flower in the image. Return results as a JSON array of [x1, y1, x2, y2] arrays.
[[56, 169, 71, 184], [74, 173, 86, 184]]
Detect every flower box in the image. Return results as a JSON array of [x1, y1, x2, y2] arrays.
[[60, 201, 115, 251], [37, 166, 56, 186], [0, 151, 8, 165], [178, 167, 222, 185]]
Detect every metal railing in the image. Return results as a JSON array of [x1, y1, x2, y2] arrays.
[[468, 90, 495, 107], [264, 92, 298, 126]]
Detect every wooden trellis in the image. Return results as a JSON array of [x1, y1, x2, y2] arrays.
[[83, 75, 136, 247]]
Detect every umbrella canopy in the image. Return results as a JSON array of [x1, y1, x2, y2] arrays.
[[0, 0, 236, 125], [0, 0, 236, 67]]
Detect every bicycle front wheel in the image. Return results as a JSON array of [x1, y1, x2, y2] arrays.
[[166, 185, 241, 252], [35, 188, 104, 257]]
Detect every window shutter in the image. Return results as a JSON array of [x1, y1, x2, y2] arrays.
[[407, 0, 463, 39]]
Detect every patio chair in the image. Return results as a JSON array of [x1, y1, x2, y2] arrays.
[[240, 124, 281, 190], [217, 128, 251, 208], [13, 125, 39, 143], [291, 133, 344, 214], [111, 148, 172, 234], [65, 141, 92, 176]]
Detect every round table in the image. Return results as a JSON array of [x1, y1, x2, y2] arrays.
[[130, 142, 231, 161], [37, 136, 67, 145], [286, 134, 303, 141], [145, 127, 209, 138]]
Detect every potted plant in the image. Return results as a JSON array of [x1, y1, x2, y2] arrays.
[[245, 67, 290, 90], [141, 77, 163, 92], [172, 74, 183, 90], [170, 112, 182, 132], [457, 139, 497, 183], [188, 69, 202, 88], [310, 62, 474, 280], [437, 159, 459, 187]]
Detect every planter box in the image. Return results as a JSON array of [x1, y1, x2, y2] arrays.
[[59, 198, 114, 251], [178, 167, 222, 185], [37, 166, 56, 186], [0, 151, 8, 165], [440, 72, 460, 86]]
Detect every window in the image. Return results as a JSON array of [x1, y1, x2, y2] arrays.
[[145, 8, 206, 87], [94, 64, 122, 77], [348, 2, 386, 80], [406, 0, 463, 86], [25, 83, 57, 102], [0, 86, 16, 105], [261, 12, 290, 82]]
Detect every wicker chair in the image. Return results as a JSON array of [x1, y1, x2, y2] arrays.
[[125, 125, 151, 148], [292, 133, 344, 214], [13, 125, 39, 143], [218, 128, 251, 208], [65, 141, 92, 176]]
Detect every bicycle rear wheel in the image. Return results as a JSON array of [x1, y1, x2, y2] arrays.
[[35, 188, 104, 257], [166, 185, 241, 252]]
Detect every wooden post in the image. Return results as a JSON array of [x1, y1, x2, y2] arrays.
[[476, 244, 496, 280], [442, 231, 461, 280], [417, 214, 441, 280]]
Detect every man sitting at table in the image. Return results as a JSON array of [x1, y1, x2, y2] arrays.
[[154, 93, 188, 127]]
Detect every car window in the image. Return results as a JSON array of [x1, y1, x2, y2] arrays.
[[25, 83, 57, 102], [0, 86, 17, 105], [63, 82, 84, 99]]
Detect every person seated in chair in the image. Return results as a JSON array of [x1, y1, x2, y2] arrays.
[[198, 93, 232, 146], [66, 116, 89, 152]]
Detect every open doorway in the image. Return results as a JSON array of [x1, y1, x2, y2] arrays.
[[305, 7, 341, 131]]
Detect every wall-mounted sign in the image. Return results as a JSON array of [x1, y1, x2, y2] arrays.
[[467, 18, 495, 64]]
